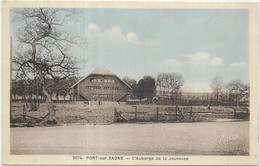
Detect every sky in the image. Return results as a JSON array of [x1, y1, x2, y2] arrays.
[[11, 8, 249, 92]]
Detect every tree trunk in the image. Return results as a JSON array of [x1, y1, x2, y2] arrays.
[[36, 87, 39, 105], [31, 41, 56, 122], [176, 92, 178, 104], [42, 86, 56, 121]]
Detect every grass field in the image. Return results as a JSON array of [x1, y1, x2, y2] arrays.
[[11, 102, 248, 125]]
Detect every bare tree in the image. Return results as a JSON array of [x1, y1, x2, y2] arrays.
[[156, 72, 184, 98], [226, 79, 249, 106], [169, 73, 184, 100], [156, 73, 164, 96], [11, 8, 85, 123], [210, 77, 224, 104], [156, 73, 170, 96]]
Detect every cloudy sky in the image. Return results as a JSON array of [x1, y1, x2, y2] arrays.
[[11, 8, 249, 92]]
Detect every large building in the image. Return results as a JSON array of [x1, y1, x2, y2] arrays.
[[70, 67, 132, 102]]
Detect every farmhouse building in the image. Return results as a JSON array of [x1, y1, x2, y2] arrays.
[[70, 67, 133, 102]]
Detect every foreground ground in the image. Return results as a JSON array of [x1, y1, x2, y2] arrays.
[[11, 121, 249, 155]]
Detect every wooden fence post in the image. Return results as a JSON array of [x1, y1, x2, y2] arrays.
[[175, 106, 178, 120], [135, 106, 137, 122], [176, 105, 184, 120], [190, 107, 194, 121], [23, 104, 26, 121], [156, 107, 159, 122], [114, 107, 117, 122], [114, 107, 126, 123]]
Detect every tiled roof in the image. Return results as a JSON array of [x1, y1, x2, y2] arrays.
[[90, 67, 115, 76], [70, 67, 132, 90]]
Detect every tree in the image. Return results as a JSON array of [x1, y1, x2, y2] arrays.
[[156, 73, 168, 96], [12, 78, 41, 101], [156, 72, 184, 99], [11, 8, 85, 122], [168, 73, 184, 100], [53, 78, 71, 102], [122, 76, 136, 88], [226, 79, 249, 106], [122, 76, 137, 97], [136, 76, 156, 103], [12, 79, 26, 100], [210, 77, 224, 104]]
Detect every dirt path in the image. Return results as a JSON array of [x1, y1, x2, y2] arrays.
[[11, 121, 249, 155]]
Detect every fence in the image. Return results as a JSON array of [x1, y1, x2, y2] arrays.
[[127, 98, 249, 107], [114, 105, 197, 123], [114, 105, 250, 123]]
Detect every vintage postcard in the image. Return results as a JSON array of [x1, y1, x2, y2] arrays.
[[2, 1, 259, 165]]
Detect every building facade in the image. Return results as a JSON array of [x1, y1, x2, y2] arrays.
[[70, 67, 132, 102]]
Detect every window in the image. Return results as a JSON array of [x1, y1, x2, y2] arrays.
[[86, 86, 101, 90], [106, 79, 115, 83], [104, 86, 119, 90], [94, 86, 101, 89], [90, 78, 103, 82]]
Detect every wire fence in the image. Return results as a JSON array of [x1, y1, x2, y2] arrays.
[[114, 105, 249, 123]]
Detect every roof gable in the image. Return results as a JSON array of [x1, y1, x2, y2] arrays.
[[70, 67, 132, 90], [90, 67, 115, 76]]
